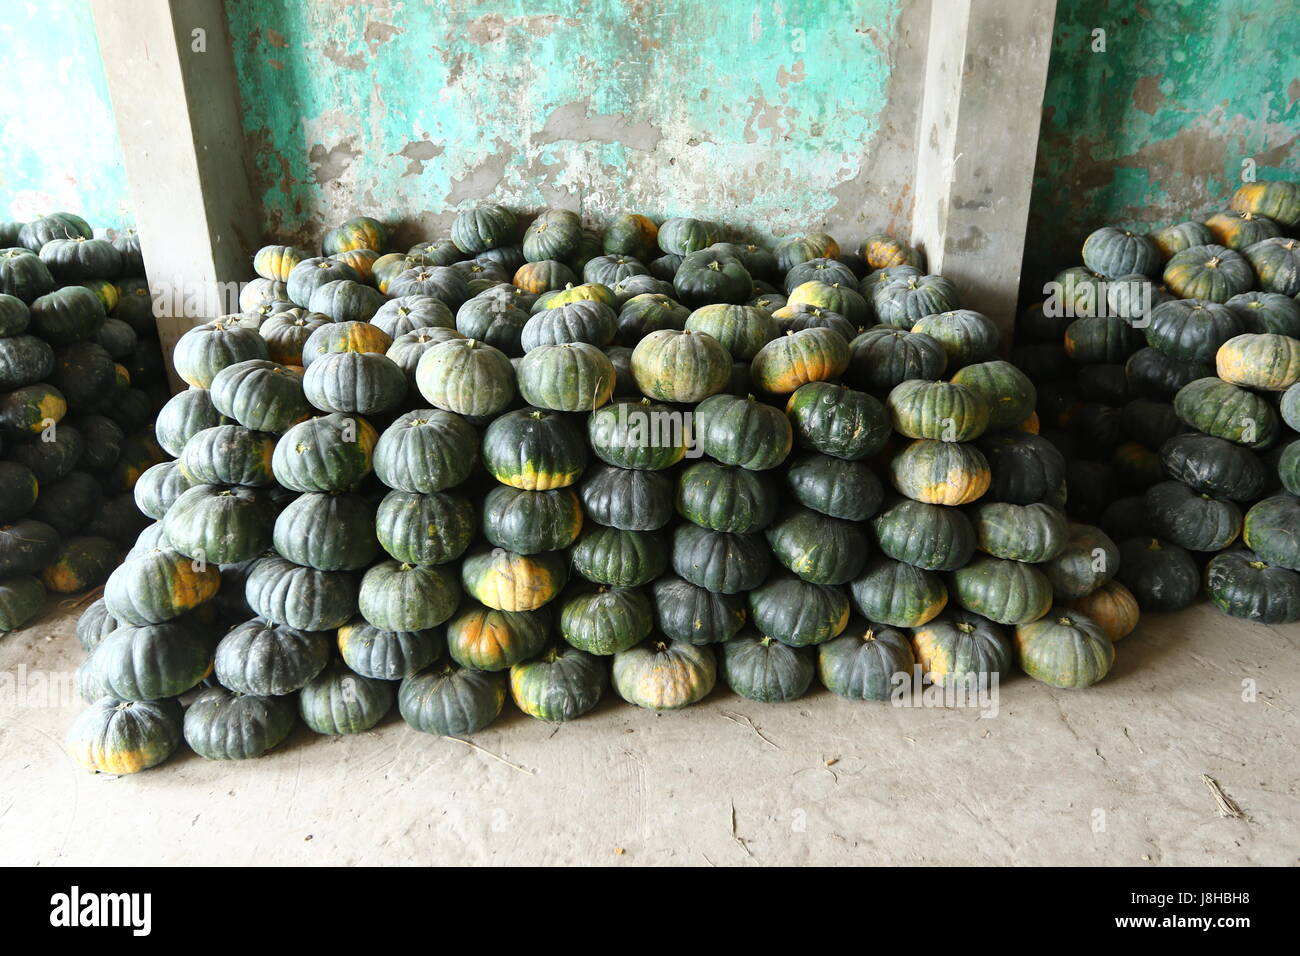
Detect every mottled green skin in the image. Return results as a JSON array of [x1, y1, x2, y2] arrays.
[[579, 465, 671, 532], [1242, 496, 1300, 571], [676, 461, 777, 534], [650, 575, 746, 645], [0, 461, 38, 523], [1115, 537, 1200, 611], [172, 319, 269, 387], [88, 622, 211, 702], [245, 554, 359, 631], [684, 304, 777, 360], [1205, 550, 1300, 624], [1042, 523, 1120, 599], [415, 338, 515, 418], [849, 556, 947, 628], [484, 485, 584, 552], [978, 431, 1067, 505], [338, 619, 443, 681], [572, 526, 667, 588], [587, 398, 687, 471], [694, 393, 792, 470], [911, 611, 1013, 687], [784, 453, 884, 522], [671, 524, 771, 594], [184, 687, 296, 760], [298, 660, 395, 735], [1163, 245, 1252, 302], [1082, 227, 1160, 278], [720, 633, 815, 703], [272, 413, 378, 493], [1015, 611, 1114, 689], [373, 409, 478, 493], [1244, 238, 1300, 297], [517, 342, 615, 412], [630, 329, 731, 403], [134, 462, 196, 521], [76, 598, 119, 651], [510, 644, 607, 722], [210, 358, 311, 433], [872, 497, 974, 572], [163, 485, 275, 566], [522, 300, 617, 352], [399, 662, 506, 735], [872, 275, 959, 329], [972, 502, 1069, 563], [950, 556, 1054, 626], [818, 618, 915, 701], [612, 639, 716, 711], [375, 489, 475, 566], [67, 697, 183, 775], [786, 381, 890, 461], [482, 407, 588, 490], [950, 360, 1036, 430], [272, 492, 377, 571], [215, 618, 332, 696], [1173, 377, 1278, 450], [559, 585, 652, 655], [887, 380, 990, 443], [615, 294, 689, 345], [102, 546, 219, 626], [1145, 300, 1241, 364], [0, 575, 45, 632], [748, 574, 849, 647], [358, 560, 460, 632], [28, 285, 104, 346], [445, 604, 549, 671], [765, 508, 867, 586], [0, 334, 54, 391], [1145, 481, 1242, 552]]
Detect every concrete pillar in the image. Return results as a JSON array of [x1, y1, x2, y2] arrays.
[[910, 0, 1058, 346], [90, 0, 258, 387]]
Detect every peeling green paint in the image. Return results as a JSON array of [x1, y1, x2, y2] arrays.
[[0, 0, 132, 230], [1026, 0, 1299, 282], [224, 0, 903, 245]]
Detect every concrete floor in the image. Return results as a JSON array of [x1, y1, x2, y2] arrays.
[[1, 598, 1296, 866]]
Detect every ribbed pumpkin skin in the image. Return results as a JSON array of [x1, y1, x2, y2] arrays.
[[0, 334, 54, 391], [184, 686, 296, 760], [0, 382, 67, 437], [214, 618, 331, 695], [359, 560, 460, 631], [1145, 299, 1242, 363], [89, 622, 212, 701], [513, 259, 578, 294], [522, 209, 581, 262], [873, 274, 959, 329], [630, 328, 730, 402], [910, 310, 999, 369], [1063, 580, 1141, 640], [180, 425, 276, 487], [765, 508, 867, 585], [950, 556, 1053, 625], [604, 213, 659, 260], [818, 618, 915, 701], [210, 359, 310, 433], [950, 360, 1036, 431], [517, 342, 616, 412], [571, 526, 667, 588], [847, 328, 947, 391], [511, 645, 608, 721], [452, 202, 516, 254], [29, 285, 104, 345], [559, 585, 653, 654], [1116, 537, 1200, 611], [299, 660, 394, 735], [887, 379, 990, 442], [0, 575, 45, 631], [1015, 611, 1114, 689], [302, 350, 407, 415], [415, 338, 515, 418], [1204, 210, 1281, 250], [588, 398, 688, 470], [695, 393, 792, 470], [783, 258, 856, 295], [972, 502, 1069, 562], [615, 293, 688, 345], [173, 318, 270, 387], [784, 453, 883, 522], [245, 555, 358, 631], [890, 439, 990, 506], [1216, 333, 1300, 391], [338, 619, 442, 680], [676, 461, 776, 533], [375, 490, 475, 566], [399, 662, 506, 735], [786, 381, 890, 461], [272, 413, 378, 493], [372, 409, 477, 493], [103, 547, 220, 625], [1082, 226, 1160, 277], [748, 574, 849, 646], [849, 556, 948, 627], [456, 296, 529, 355], [1173, 378, 1278, 449], [162, 485, 276, 565], [446, 603, 549, 670], [979, 431, 1067, 504], [646, 575, 744, 645], [1244, 237, 1300, 296], [461, 547, 567, 611], [259, 309, 331, 365], [1225, 291, 1300, 336], [387, 328, 464, 381], [873, 498, 974, 572], [612, 639, 716, 710], [66, 697, 183, 775], [671, 524, 771, 594], [683, 304, 778, 361], [1144, 481, 1241, 552], [1205, 550, 1300, 624], [787, 280, 869, 325], [1231, 180, 1300, 228], [1042, 523, 1120, 599], [578, 465, 669, 532], [254, 244, 312, 282], [911, 610, 1014, 686], [859, 233, 921, 270], [76, 597, 119, 651], [483, 407, 587, 490], [1159, 435, 1266, 503], [1242, 496, 1300, 571], [720, 633, 815, 702], [271, 492, 377, 571], [0, 248, 56, 303], [1162, 244, 1252, 302], [484, 485, 584, 551], [751, 328, 850, 394], [1126, 347, 1213, 398]]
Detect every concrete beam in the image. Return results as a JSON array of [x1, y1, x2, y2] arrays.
[[910, 0, 1058, 346], [90, 0, 257, 387]]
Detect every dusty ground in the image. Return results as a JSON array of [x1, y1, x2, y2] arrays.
[[1, 598, 1296, 866]]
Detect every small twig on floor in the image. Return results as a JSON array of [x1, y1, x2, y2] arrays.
[[730, 798, 752, 859], [1122, 727, 1144, 754], [1201, 774, 1245, 819], [701, 852, 716, 867], [446, 736, 535, 775], [58, 586, 104, 611], [719, 710, 781, 750]]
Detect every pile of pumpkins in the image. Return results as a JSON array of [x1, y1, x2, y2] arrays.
[[1015, 178, 1300, 625], [0, 213, 168, 636], [66, 200, 1143, 776]]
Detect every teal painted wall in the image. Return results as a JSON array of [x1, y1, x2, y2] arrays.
[[0, 0, 133, 232], [1026, 0, 1300, 282], [223, 0, 920, 247]]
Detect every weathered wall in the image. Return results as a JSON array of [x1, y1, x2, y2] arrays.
[[0, 0, 133, 231], [1025, 0, 1300, 284], [224, 0, 927, 248]]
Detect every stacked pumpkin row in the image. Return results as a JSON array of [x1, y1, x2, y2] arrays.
[[0, 212, 168, 636], [1017, 178, 1300, 622], [67, 204, 1124, 775]]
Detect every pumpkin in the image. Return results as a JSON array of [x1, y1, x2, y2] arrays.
[[286, 257, 362, 307], [604, 213, 659, 260], [872, 274, 959, 328], [908, 311, 997, 370], [784, 382, 889, 462], [94, 316, 138, 360], [1115, 536, 1200, 610], [0, 519, 61, 577], [947, 361, 1034, 431], [583, 254, 647, 288], [682, 303, 778, 361], [859, 234, 921, 270], [1144, 299, 1242, 364], [1230, 180, 1300, 228], [178, 424, 275, 488], [306, 278, 384, 324], [0, 334, 54, 390], [873, 496, 975, 571], [522, 209, 582, 263], [1225, 290, 1300, 336], [950, 556, 1053, 625], [1151, 220, 1215, 259], [847, 327, 947, 392], [786, 280, 870, 327], [612, 638, 716, 710], [886, 379, 989, 443], [614, 293, 689, 346], [0, 248, 55, 303], [373, 488, 475, 566], [1121, 397, 1184, 448], [889, 439, 990, 506], [772, 233, 838, 273], [302, 350, 407, 415], [691, 393, 790, 469], [1041, 523, 1120, 598], [848, 555, 947, 627], [161, 484, 275, 565], [631, 328, 731, 402], [671, 523, 771, 594], [245, 554, 358, 630], [451, 202, 516, 254], [482, 407, 585, 490], [570, 525, 666, 588], [89, 621, 211, 700], [299, 660, 393, 735], [1062, 579, 1140, 641], [513, 260, 579, 295], [0, 383, 65, 437], [521, 300, 617, 353], [750, 328, 850, 394], [675, 460, 776, 534], [531, 281, 617, 313], [978, 430, 1069, 505], [1242, 496, 1300, 570], [399, 660, 506, 735], [415, 337, 515, 418], [1215, 332, 1300, 391], [785, 452, 883, 522], [446, 602, 549, 671], [558, 584, 652, 654], [480, 485, 580, 553], [45, 341, 115, 412], [103, 544, 219, 625], [516, 342, 615, 412], [584, 398, 685, 470], [770, 303, 857, 342], [240, 277, 291, 312], [0, 461, 38, 523], [253, 244, 312, 282], [371, 296, 455, 340], [1078, 227, 1158, 278], [747, 573, 849, 646], [408, 239, 462, 266], [658, 218, 722, 257], [66, 697, 183, 775], [612, 275, 675, 309], [134, 462, 194, 523], [764, 508, 867, 585], [1243, 237, 1300, 296], [258, 309, 331, 365], [322, 216, 387, 256], [580, 465, 671, 532], [76, 597, 119, 651], [359, 560, 459, 631], [338, 619, 442, 680], [1280, 439, 1300, 496], [1064, 316, 1142, 364], [1205, 549, 1300, 624], [1145, 479, 1241, 551], [650, 574, 746, 644], [461, 546, 567, 611], [671, 249, 753, 306], [1284, 383, 1300, 431], [272, 492, 378, 571], [749, 290, 788, 312], [214, 618, 331, 695], [28, 470, 101, 535], [0, 574, 44, 631], [173, 317, 270, 388], [209, 358, 310, 434], [387, 328, 464, 382], [184, 686, 296, 760], [455, 295, 530, 354], [1173, 377, 1278, 449], [38, 237, 122, 282], [1162, 244, 1252, 302], [272, 412, 377, 492], [971, 501, 1069, 563], [1204, 210, 1281, 250], [817, 617, 915, 701], [387, 266, 469, 308], [1015, 610, 1114, 688], [719, 632, 815, 702], [1125, 346, 1211, 399], [510, 644, 607, 722]]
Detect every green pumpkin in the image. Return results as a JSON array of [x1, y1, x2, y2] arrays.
[[1115, 537, 1200, 610], [658, 218, 722, 256], [74, 414, 125, 473], [446, 602, 549, 670], [399, 660, 506, 735], [371, 408, 477, 493], [872, 274, 959, 328], [387, 327, 465, 382], [949, 360, 1036, 431], [770, 302, 857, 341], [1173, 377, 1278, 449], [612, 638, 716, 710], [214, 618, 331, 695], [671, 523, 771, 594], [580, 465, 671, 532], [872, 497, 974, 571], [184, 686, 296, 760], [584, 254, 648, 290], [682, 303, 777, 360], [1151, 220, 1214, 259], [1081, 226, 1160, 278], [337, 618, 443, 680], [604, 213, 659, 260], [180, 424, 276, 487], [765, 507, 867, 585], [587, 398, 688, 471], [415, 337, 515, 418], [1145, 481, 1241, 552], [172, 317, 269, 387], [0, 247, 56, 303], [209, 359, 310, 433], [887, 379, 990, 442], [0, 519, 57, 578], [909, 310, 999, 369], [786, 279, 870, 327], [1205, 549, 1300, 624], [1279, 439, 1300, 496], [848, 327, 949, 391], [460, 546, 568, 611], [676, 460, 777, 533], [1216, 332, 1300, 391], [258, 310, 331, 365], [911, 611, 1014, 687], [103, 545, 220, 625], [0, 382, 67, 437], [571, 525, 667, 588], [971, 501, 1069, 563], [0, 333, 54, 391], [359, 560, 459, 631], [950, 556, 1053, 625], [484, 485, 584, 552], [66, 697, 183, 775], [302, 350, 407, 416], [307, 278, 385, 324], [748, 573, 849, 646], [784, 258, 857, 294], [47, 341, 116, 411], [784, 453, 883, 521], [978, 431, 1067, 504], [387, 265, 469, 307], [557, 584, 651, 654], [719, 633, 815, 702], [1122, 397, 1186, 450], [1242, 496, 1300, 570], [522, 300, 617, 351], [1243, 237, 1300, 296], [849, 556, 948, 627], [1205, 210, 1282, 251], [750, 327, 850, 395], [630, 328, 731, 403], [889, 439, 991, 506], [482, 407, 587, 490], [514, 259, 579, 294], [89, 621, 211, 701], [0, 574, 44, 631], [817, 617, 915, 701], [1162, 244, 1252, 302], [649, 575, 746, 645], [1230, 180, 1300, 228], [523, 209, 582, 263], [451, 202, 516, 254], [694, 393, 792, 470], [615, 293, 689, 345], [272, 412, 378, 492], [162, 484, 276, 565], [1015, 610, 1114, 689], [28, 285, 105, 345], [1042, 523, 1120, 599], [131, 462, 191, 522], [272, 492, 378, 571], [287, 257, 361, 306], [1224, 291, 1300, 336], [455, 295, 529, 355], [0, 461, 38, 523], [298, 660, 394, 735], [375, 489, 475, 566], [510, 644, 608, 721], [516, 342, 615, 412], [76, 597, 119, 651], [245, 554, 358, 631], [1144, 299, 1242, 364], [28, 470, 101, 535], [785, 381, 890, 461]]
